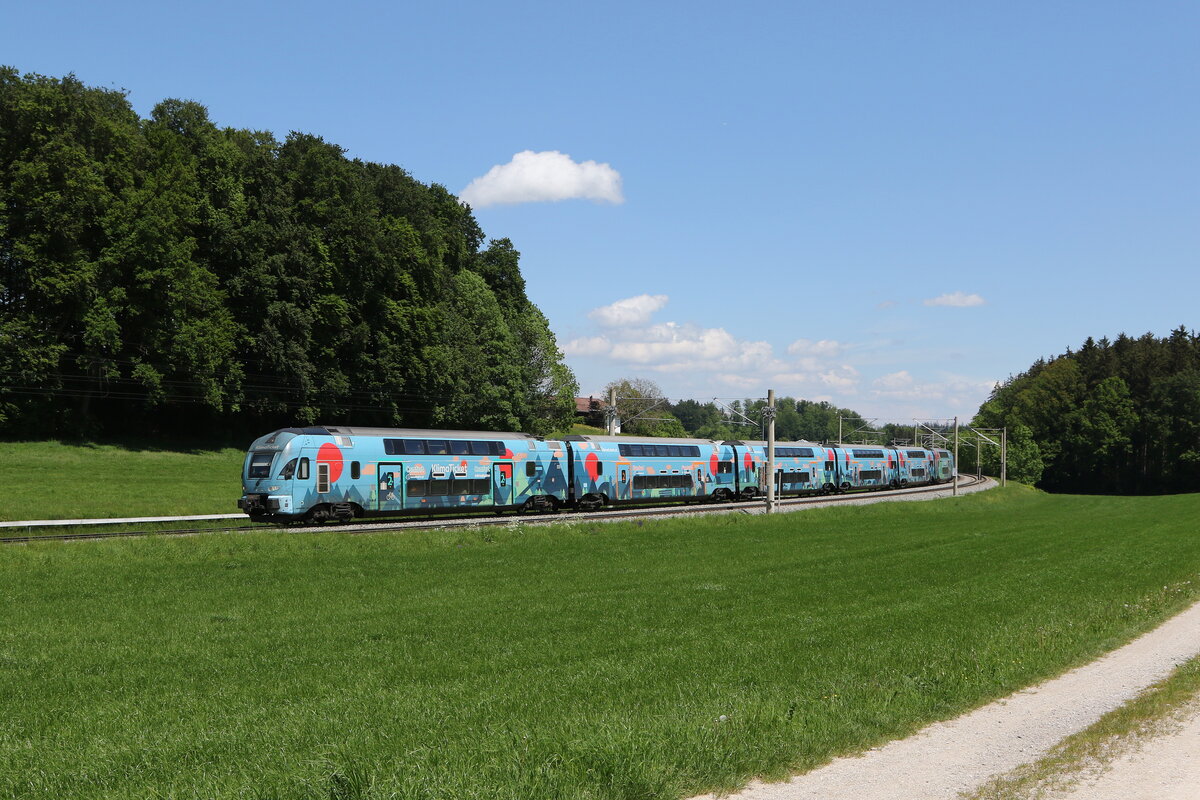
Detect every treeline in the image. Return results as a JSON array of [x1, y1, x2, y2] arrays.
[[596, 379, 886, 443], [971, 327, 1200, 493], [0, 69, 578, 442]]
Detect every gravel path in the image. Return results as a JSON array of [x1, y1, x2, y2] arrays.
[[1040, 701, 1200, 800], [690, 596, 1200, 800]]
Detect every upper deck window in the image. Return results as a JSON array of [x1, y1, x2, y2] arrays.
[[851, 449, 885, 459], [776, 447, 816, 458], [906, 450, 927, 459], [248, 452, 274, 479], [383, 438, 507, 457], [618, 443, 701, 458]]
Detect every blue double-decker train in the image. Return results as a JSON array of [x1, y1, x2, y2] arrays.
[[238, 426, 955, 523]]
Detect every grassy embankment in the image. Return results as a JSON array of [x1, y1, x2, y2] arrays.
[[4, 487, 1200, 799], [0, 440, 246, 521]]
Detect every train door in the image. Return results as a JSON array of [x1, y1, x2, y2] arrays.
[[493, 462, 514, 508], [377, 462, 404, 511], [618, 464, 630, 500]]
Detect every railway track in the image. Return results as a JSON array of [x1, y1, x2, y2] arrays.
[[0, 475, 991, 545]]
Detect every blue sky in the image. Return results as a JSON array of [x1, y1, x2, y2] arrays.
[[5, 0, 1197, 421]]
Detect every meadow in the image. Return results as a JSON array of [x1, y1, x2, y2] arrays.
[[3, 486, 1200, 799], [0, 441, 246, 521]]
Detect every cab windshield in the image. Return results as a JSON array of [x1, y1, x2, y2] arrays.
[[248, 451, 274, 479]]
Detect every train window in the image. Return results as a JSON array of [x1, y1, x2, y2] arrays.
[[911, 468, 926, 477], [907, 450, 927, 459], [664, 445, 679, 457], [450, 440, 470, 455], [824, 461, 834, 471], [279, 458, 297, 479], [426, 440, 450, 455], [429, 478, 451, 495], [717, 461, 733, 474], [248, 452, 274, 478], [350, 461, 360, 480], [317, 463, 331, 493], [595, 460, 603, 476], [402, 440, 427, 455], [860, 470, 882, 481], [384, 439, 399, 455], [468, 441, 489, 455], [526, 461, 536, 477], [407, 480, 427, 496], [298, 458, 310, 480], [851, 449, 885, 459], [493, 442, 508, 456]]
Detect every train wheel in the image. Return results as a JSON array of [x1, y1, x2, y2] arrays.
[[578, 493, 605, 511]]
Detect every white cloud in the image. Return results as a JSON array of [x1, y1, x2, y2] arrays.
[[874, 370, 914, 390], [588, 294, 668, 327], [459, 150, 624, 207], [923, 291, 985, 308], [819, 366, 860, 392], [870, 372, 995, 409], [562, 336, 612, 357], [876, 300, 898, 310], [787, 338, 844, 358]]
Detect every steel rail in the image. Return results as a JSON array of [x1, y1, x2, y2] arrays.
[[0, 475, 989, 545]]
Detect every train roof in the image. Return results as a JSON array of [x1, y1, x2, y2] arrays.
[[562, 434, 720, 446], [271, 426, 539, 440], [736, 440, 825, 447]]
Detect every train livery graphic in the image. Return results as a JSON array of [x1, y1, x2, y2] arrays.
[[239, 426, 956, 523]]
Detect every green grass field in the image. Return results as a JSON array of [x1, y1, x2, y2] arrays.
[[3, 487, 1200, 799], [0, 441, 246, 521]]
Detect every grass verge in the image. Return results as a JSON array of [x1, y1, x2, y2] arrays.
[[964, 653, 1200, 799], [3, 486, 1200, 799], [0, 440, 245, 521]]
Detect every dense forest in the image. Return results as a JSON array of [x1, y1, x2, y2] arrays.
[[971, 327, 1200, 494], [0, 68, 578, 442]]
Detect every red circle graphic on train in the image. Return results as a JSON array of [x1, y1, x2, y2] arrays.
[[317, 443, 343, 482], [743, 452, 753, 471], [710, 453, 719, 473], [585, 452, 601, 481]]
